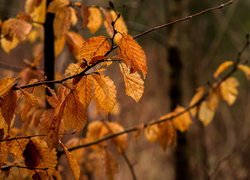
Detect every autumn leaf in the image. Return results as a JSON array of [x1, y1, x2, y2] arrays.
[[1, 37, 19, 53], [55, 36, 65, 56], [54, 7, 71, 38], [93, 74, 117, 113], [63, 92, 87, 132], [79, 36, 111, 62], [119, 63, 144, 102], [118, 34, 147, 78], [60, 141, 80, 180], [238, 64, 250, 79], [66, 31, 85, 60], [87, 7, 103, 33], [172, 106, 192, 132], [0, 111, 8, 139], [198, 91, 219, 125], [189, 86, 205, 116], [25, 0, 46, 23], [48, 0, 70, 13], [23, 140, 40, 167], [219, 77, 239, 105], [75, 75, 93, 108], [0, 78, 15, 97], [214, 61, 233, 78]]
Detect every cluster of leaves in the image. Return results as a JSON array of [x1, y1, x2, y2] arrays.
[[0, 0, 249, 179]]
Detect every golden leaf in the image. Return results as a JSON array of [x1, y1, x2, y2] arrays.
[[189, 86, 205, 116], [1, 36, 19, 53], [66, 31, 85, 60], [69, 7, 78, 26], [214, 61, 233, 78], [238, 64, 250, 79], [8, 138, 29, 161], [54, 7, 71, 38], [0, 78, 15, 97], [172, 106, 192, 132], [219, 77, 239, 105], [75, 75, 93, 108], [79, 36, 111, 62], [93, 75, 117, 113], [119, 63, 144, 102], [2, 18, 32, 41], [0, 111, 8, 139], [0, 141, 9, 166], [25, 0, 46, 23], [63, 92, 87, 132], [87, 7, 103, 33], [60, 141, 80, 180], [118, 34, 147, 78], [145, 121, 176, 150]]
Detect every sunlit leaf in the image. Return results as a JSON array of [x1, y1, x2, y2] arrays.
[[214, 61, 233, 78], [172, 106, 192, 132], [66, 31, 85, 60], [87, 7, 103, 33], [54, 7, 71, 38], [189, 86, 205, 116], [219, 77, 239, 105], [238, 64, 250, 79], [0, 78, 15, 97]]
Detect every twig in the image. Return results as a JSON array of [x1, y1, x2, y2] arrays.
[[0, 165, 48, 171], [121, 151, 137, 180], [0, 134, 46, 142], [0, 61, 22, 72]]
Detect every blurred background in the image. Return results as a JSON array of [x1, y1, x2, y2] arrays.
[[0, 0, 249, 179]]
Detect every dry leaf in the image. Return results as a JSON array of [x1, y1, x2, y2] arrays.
[[93, 75, 117, 113], [79, 36, 111, 62], [1, 36, 19, 53], [238, 64, 250, 79], [118, 34, 147, 78], [0, 78, 15, 97], [172, 106, 192, 132], [48, 0, 70, 13], [23, 140, 41, 167], [219, 77, 239, 105], [189, 86, 205, 116], [119, 63, 144, 102], [60, 141, 80, 180], [214, 61, 233, 78], [25, 0, 46, 23], [63, 92, 87, 132], [54, 7, 71, 38], [87, 7, 103, 33], [66, 31, 85, 60], [55, 36, 65, 56]]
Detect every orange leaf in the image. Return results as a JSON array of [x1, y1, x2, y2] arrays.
[[79, 36, 111, 62], [25, 0, 46, 23], [172, 106, 192, 132], [189, 86, 205, 116], [214, 61, 233, 78], [63, 92, 87, 132], [66, 31, 85, 60], [54, 7, 71, 38], [238, 64, 250, 79], [118, 34, 147, 78], [219, 77, 239, 105], [0, 78, 15, 97], [48, 0, 70, 13], [119, 63, 144, 102], [60, 141, 80, 180], [93, 74, 117, 112]]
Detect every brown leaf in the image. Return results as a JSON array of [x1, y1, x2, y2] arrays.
[[119, 63, 144, 102], [54, 7, 71, 38], [0, 78, 15, 97], [47, 0, 70, 13], [189, 86, 205, 116], [60, 141, 80, 180], [23, 140, 40, 167], [55, 36, 65, 56], [172, 106, 192, 132], [118, 34, 147, 78], [214, 61, 233, 78], [93, 74, 117, 113], [79, 36, 111, 62]]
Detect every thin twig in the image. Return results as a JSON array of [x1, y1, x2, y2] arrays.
[[0, 165, 48, 171], [121, 151, 137, 180]]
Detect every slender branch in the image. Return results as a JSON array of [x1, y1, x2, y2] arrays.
[[133, 0, 233, 39], [0, 61, 22, 72], [0, 164, 48, 171], [0, 134, 46, 142], [121, 151, 137, 180]]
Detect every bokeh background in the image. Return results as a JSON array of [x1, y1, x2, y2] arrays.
[[0, 0, 249, 179]]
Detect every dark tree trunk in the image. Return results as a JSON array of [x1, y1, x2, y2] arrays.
[[44, 0, 55, 107]]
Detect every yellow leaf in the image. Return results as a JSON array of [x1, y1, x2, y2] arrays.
[[198, 90, 219, 126], [63, 92, 87, 131], [144, 124, 160, 142], [238, 64, 250, 79], [25, 0, 46, 23], [189, 86, 205, 116], [1, 36, 19, 53], [60, 141, 80, 180], [66, 31, 85, 60], [219, 77, 239, 105], [55, 36, 65, 56], [0, 78, 15, 97], [93, 74, 117, 113], [214, 61, 233, 78], [87, 7, 103, 33], [75, 76, 93, 108], [119, 63, 144, 102], [1, 18, 32, 41], [79, 36, 111, 62], [69, 7, 78, 26], [172, 106, 192, 132], [118, 34, 147, 78]]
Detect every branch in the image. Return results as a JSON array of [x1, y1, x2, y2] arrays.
[[0, 134, 46, 143], [0, 164, 48, 171], [58, 33, 249, 156]]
